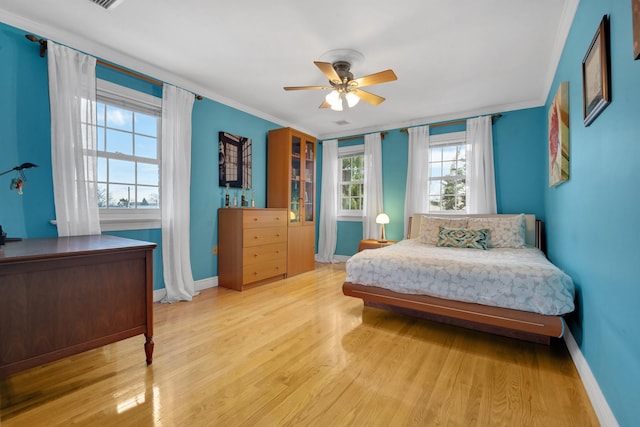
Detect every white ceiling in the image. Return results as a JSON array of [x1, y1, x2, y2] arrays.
[[0, 0, 578, 140]]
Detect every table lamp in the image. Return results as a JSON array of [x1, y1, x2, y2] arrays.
[[376, 213, 390, 242]]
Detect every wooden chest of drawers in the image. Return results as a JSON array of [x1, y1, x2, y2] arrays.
[[218, 208, 287, 291]]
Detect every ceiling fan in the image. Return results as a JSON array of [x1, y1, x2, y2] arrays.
[[284, 60, 397, 111]]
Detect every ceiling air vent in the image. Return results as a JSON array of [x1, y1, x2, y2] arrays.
[[334, 120, 350, 126], [89, 0, 124, 9]]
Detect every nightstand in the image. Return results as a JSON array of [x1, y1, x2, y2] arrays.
[[358, 239, 398, 252]]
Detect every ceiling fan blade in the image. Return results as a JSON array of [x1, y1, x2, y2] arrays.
[[354, 89, 385, 106], [284, 85, 331, 91], [319, 99, 331, 109], [352, 69, 397, 88], [314, 61, 341, 83]]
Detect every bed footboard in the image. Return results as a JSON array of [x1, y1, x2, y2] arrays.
[[343, 282, 565, 345]]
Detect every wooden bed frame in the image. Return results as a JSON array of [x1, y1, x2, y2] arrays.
[[343, 214, 566, 345]]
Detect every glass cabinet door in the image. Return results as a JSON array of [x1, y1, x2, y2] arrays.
[[290, 135, 301, 224], [303, 138, 315, 223]]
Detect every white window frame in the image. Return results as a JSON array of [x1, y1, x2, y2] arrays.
[[96, 79, 162, 231], [337, 144, 365, 222], [428, 131, 467, 214]]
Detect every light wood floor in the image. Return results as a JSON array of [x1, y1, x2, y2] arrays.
[[1, 263, 599, 426]]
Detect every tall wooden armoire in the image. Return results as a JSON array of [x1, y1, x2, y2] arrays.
[[267, 127, 316, 276]]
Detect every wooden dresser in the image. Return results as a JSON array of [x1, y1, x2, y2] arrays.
[[0, 235, 156, 377], [218, 208, 287, 291]]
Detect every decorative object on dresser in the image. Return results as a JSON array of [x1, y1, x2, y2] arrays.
[[267, 127, 316, 276], [218, 208, 287, 291], [0, 235, 156, 377]]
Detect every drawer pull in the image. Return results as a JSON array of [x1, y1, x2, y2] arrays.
[[253, 217, 259, 221], [253, 253, 258, 257], [276, 233, 281, 237], [276, 217, 280, 220], [253, 271, 258, 275], [254, 235, 259, 239]]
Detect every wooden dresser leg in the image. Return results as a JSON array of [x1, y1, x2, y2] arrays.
[[144, 334, 154, 365]]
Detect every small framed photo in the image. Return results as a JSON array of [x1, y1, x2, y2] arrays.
[[582, 15, 611, 126]]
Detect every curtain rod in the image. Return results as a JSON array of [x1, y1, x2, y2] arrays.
[[399, 113, 503, 133], [25, 34, 202, 100], [318, 132, 387, 144]]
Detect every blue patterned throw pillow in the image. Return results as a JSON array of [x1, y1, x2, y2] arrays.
[[436, 227, 490, 250]]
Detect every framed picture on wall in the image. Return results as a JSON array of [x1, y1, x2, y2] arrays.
[[549, 82, 570, 187], [633, 0, 640, 59], [219, 132, 252, 188], [582, 15, 611, 126]]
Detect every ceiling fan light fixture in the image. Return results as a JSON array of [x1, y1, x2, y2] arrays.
[[325, 90, 341, 107], [345, 91, 360, 108]]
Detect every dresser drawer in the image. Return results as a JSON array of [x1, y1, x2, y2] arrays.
[[243, 226, 286, 247], [243, 243, 286, 266], [243, 259, 286, 284], [243, 210, 287, 228]]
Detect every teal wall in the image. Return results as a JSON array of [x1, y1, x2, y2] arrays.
[[0, 20, 278, 291], [317, 107, 546, 256], [544, 1, 640, 425]]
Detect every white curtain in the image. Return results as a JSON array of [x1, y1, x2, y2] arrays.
[[362, 133, 383, 240], [466, 116, 497, 214], [161, 84, 197, 303], [47, 41, 101, 237], [315, 139, 339, 263], [403, 125, 430, 237]]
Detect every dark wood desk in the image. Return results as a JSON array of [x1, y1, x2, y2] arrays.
[[0, 235, 156, 377]]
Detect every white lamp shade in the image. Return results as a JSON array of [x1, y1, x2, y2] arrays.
[[376, 213, 390, 224], [345, 91, 360, 108]]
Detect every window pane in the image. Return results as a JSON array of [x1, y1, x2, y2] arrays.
[[429, 180, 441, 196], [442, 161, 456, 176], [97, 103, 105, 126], [342, 198, 350, 210], [430, 163, 442, 177], [342, 169, 352, 182], [97, 183, 107, 208], [97, 157, 107, 182], [109, 184, 134, 208], [109, 159, 135, 184], [137, 163, 159, 186], [106, 129, 133, 155], [342, 158, 351, 169], [442, 146, 457, 161], [135, 112, 157, 137], [136, 186, 159, 208], [430, 196, 441, 210], [430, 147, 442, 161], [106, 105, 132, 131], [341, 185, 350, 197], [97, 127, 105, 151], [135, 135, 157, 159]]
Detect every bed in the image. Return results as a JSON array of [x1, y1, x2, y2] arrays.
[[343, 214, 575, 344]]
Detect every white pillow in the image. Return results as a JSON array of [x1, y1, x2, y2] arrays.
[[466, 214, 526, 248], [419, 216, 469, 245]]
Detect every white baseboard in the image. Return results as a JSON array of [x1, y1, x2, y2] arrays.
[[153, 276, 218, 302], [564, 328, 619, 427]]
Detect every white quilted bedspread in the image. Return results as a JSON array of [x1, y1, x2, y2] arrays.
[[345, 239, 575, 315]]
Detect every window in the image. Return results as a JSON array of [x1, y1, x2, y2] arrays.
[[428, 131, 467, 212], [338, 145, 364, 219], [95, 80, 162, 230]]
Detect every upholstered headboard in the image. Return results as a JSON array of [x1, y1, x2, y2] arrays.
[[409, 213, 538, 247]]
